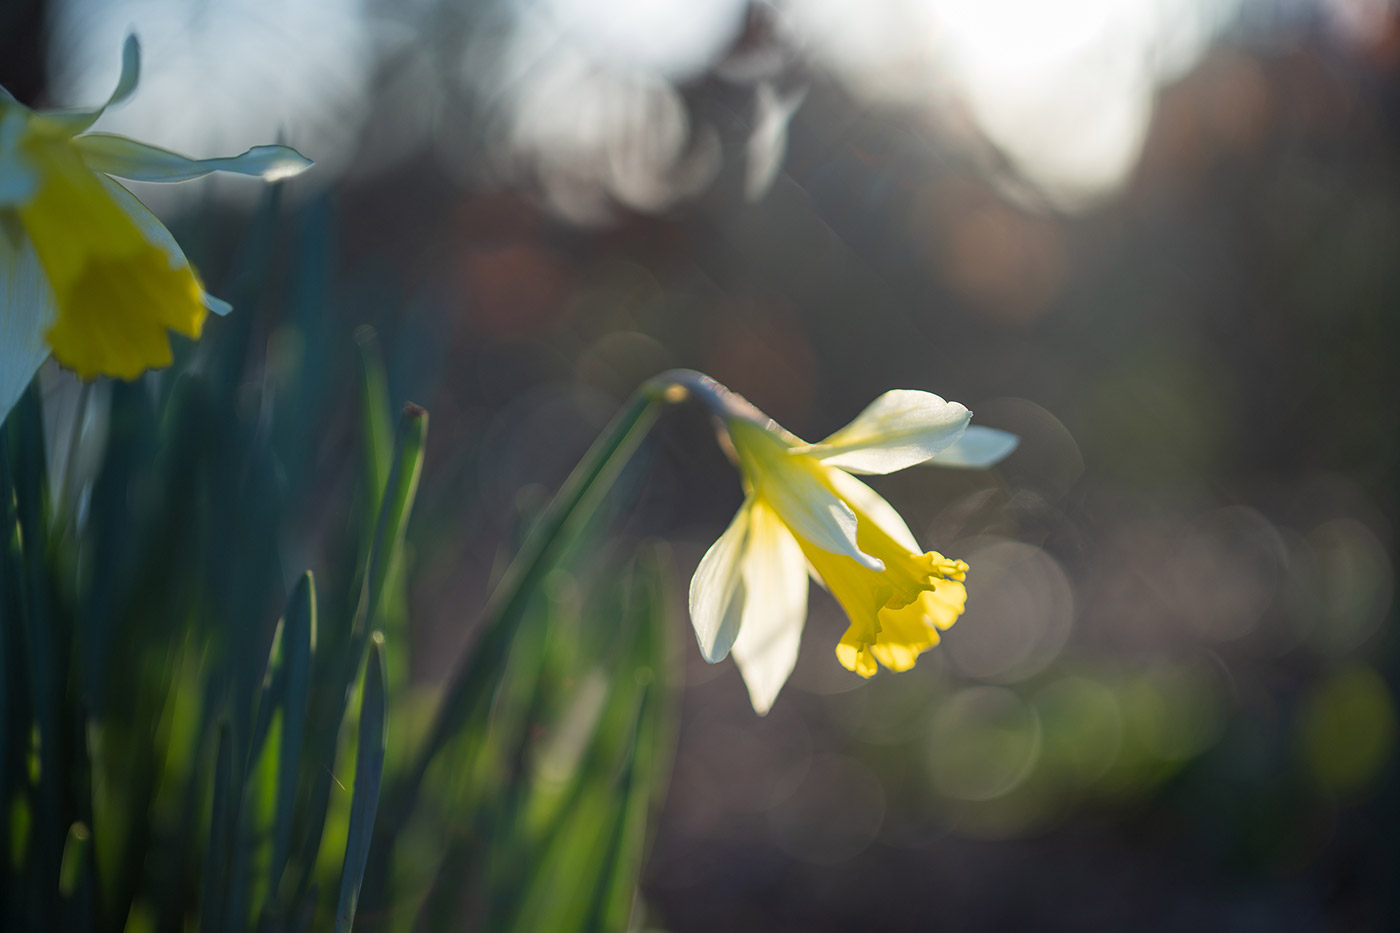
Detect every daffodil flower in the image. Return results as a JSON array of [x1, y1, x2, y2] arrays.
[[0, 36, 312, 426], [674, 372, 1017, 713]]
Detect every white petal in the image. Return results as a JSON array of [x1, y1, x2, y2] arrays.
[[74, 135, 313, 184], [42, 34, 142, 137], [798, 389, 970, 475], [203, 294, 233, 317], [926, 426, 1019, 468], [759, 458, 882, 570], [729, 418, 882, 570], [96, 176, 231, 315], [825, 469, 920, 553], [731, 501, 809, 715], [688, 500, 753, 663], [0, 223, 56, 428], [0, 108, 39, 207]]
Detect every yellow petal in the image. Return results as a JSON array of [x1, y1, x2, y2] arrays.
[[16, 135, 205, 380], [920, 576, 967, 631], [798, 464, 969, 676], [835, 635, 879, 678]]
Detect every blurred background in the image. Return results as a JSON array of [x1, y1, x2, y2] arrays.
[[4, 0, 1399, 928]]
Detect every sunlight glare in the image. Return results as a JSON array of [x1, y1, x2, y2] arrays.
[[790, 0, 1239, 207], [50, 0, 374, 201]]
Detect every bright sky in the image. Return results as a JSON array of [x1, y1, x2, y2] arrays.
[[51, 0, 1254, 209], [50, 0, 374, 201], [789, 0, 1240, 206]]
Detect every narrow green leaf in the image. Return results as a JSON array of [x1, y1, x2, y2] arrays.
[[302, 405, 423, 916], [335, 636, 387, 933], [364, 405, 427, 636], [595, 546, 680, 932], [400, 389, 660, 809], [354, 327, 394, 524], [272, 572, 317, 896], [489, 546, 679, 933], [8, 384, 64, 925], [201, 724, 235, 933], [58, 821, 90, 896], [58, 819, 95, 931], [231, 674, 286, 933], [0, 430, 17, 911], [250, 618, 288, 762]]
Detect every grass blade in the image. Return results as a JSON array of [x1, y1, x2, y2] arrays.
[[58, 821, 89, 896], [354, 327, 393, 525], [398, 388, 661, 811], [363, 406, 427, 640], [336, 635, 387, 933], [201, 723, 235, 933], [272, 572, 317, 897]]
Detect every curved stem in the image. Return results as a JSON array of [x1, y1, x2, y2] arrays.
[[397, 376, 688, 805]]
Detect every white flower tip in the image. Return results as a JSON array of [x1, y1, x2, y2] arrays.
[[739, 664, 790, 715], [854, 551, 884, 572], [700, 643, 732, 664], [927, 425, 1020, 469], [804, 389, 972, 475], [693, 611, 736, 663], [687, 507, 751, 666], [203, 293, 233, 317], [113, 34, 142, 108], [122, 34, 141, 69], [247, 145, 314, 181]]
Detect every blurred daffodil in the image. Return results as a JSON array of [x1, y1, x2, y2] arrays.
[[0, 36, 311, 426], [672, 372, 1016, 713]]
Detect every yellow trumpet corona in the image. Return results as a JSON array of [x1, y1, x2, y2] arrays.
[[671, 371, 1018, 714], [0, 35, 311, 425]]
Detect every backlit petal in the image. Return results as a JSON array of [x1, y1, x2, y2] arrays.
[[74, 135, 312, 184], [0, 108, 39, 207], [866, 600, 941, 673], [40, 34, 141, 137], [731, 501, 808, 714], [727, 418, 882, 570], [800, 389, 970, 475], [835, 636, 879, 678], [920, 578, 967, 631], [689, 499, 753, 663], [17, 139, 204, 379], [926, 425, 1019, 468], [825, 468, 919, 553], [0, 222, 55, 426], [98, 176, 231, 315]]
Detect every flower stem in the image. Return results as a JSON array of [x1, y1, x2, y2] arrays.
[[398, 379, 673, 804]]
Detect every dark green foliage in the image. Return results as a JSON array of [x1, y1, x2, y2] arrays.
[[0, 192, 678, 931]]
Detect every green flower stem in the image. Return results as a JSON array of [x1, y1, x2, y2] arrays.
[[363, 403, 427, 638], [395, 375, 684, 812]]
